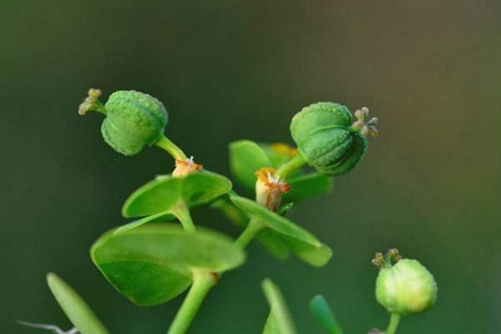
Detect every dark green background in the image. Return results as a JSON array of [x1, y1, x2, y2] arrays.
[[2, 1, 500, 333]]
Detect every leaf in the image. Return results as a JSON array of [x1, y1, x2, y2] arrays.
[[284, 173, 333, 204], [122, 176, 182, 217], [309, 295, 344, 334], [230, 195, 318, 244], [122, 172, 232, 218], [91, 224, 246, 306], [47, 273, 111, 334], [229, 140, 273, 192], [256, 230, 291, 260], [277, 203, 294, 216], [259, 143, 297, 169], [114, 211, 173, 235], [262, 279, 297, 334], [118, 172, 231, 232], [230, 195, 332, 267], [211, 197, 291, 260]]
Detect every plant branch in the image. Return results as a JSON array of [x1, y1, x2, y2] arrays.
[[274, 154, 307, 180], [385, 313, 401, 334], [172, 202, 197, 233], [155, 135, 188, 161], [234, 218, 265, 249], [166, 270, 217, 334]]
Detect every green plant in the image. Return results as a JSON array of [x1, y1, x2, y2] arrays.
[[23, 89, 437, 334]]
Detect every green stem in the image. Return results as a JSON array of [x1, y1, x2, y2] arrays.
[[274, 153, 307, 179], [92, 99, 107, 115], [167, 270, 217, 334], [172, 202, 196, 233], [234, 218, 265, 249], [155, 135, 188, 160], [385, 313, 401, 334]]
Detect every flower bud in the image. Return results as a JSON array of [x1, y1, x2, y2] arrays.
[[375, 257, 437, 316], [101, 90, 168, 156], [290, 102, 376, 176]]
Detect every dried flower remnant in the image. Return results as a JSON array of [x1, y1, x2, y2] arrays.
[[352, 107, 379, 137], [172, 156, 203, 177], [78, 88, 104, 116], [255, 167, 290, 212]]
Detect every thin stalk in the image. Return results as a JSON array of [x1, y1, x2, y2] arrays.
[[172, 202, 196, 233], [91, 99, 107, 115], [155, 135, 187, 161], [234, 218, 265, 249], [167, 270, 217, 334], [274, 154, 307, 179], [385, 313, 402, 334]]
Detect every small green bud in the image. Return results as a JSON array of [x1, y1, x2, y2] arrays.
[[79, 89, 168, 156], [374, 250, 437, 316], [290, 102, 377, 176]]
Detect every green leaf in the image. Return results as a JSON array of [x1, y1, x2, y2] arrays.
[[277, 202, 294, 216], [262, 279, 297, 334], [257, 230, 291, 260], [122, 172, 232, 218], [47, 273, 110, 334], [230, 195, 332, 267], [284, 173, 333, 204], [230, 195, 318, 245], [229, 140, 273, 192], [310, 295, 344, 334], [211, 197, 291, 260], [284, 237, 332, 267], [91, 224, 245, 306], [114, 211, 173, 235], [259, 143, 297, 168]]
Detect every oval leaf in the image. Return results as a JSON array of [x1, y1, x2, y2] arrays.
[[229, 140, 273, 192], [114, 211, 174, 235], [280, 236, 332, 267], [211, 197, 291, 260], [47, 273, 111, 334], [230, 195, 320, 246], [284, 173, 333, 204], [91, 224, 246, 306], [122, 172, 232, 218], [262, 279, 297, 334], [259, 143, 298, 169], [230, 195, 332, 267]]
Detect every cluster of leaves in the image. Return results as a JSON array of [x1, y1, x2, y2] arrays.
[[91, 139, 334, 320], [41, 90, 351, 334]]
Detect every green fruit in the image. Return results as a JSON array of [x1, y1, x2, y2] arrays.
[[101, 91, 168, 156], [290, 102, 367, 176], [375, 259, 438, 316]]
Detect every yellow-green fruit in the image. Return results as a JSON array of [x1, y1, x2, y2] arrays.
[[290, 102, 367, 176], [376, 259, 438, 316], [101, 91, 168, 156]]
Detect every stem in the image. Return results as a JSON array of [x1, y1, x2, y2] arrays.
[[274, 154, 307, 179], [234, 218, 265, 249], [92, 99, 107, 115], [172, 202, 196, 233], [155, 135, 188, 160], [167, 270, 217, 334], [385, 313, 401, 334]]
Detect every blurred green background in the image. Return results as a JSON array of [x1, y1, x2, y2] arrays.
[[2, 0, 501, 333]]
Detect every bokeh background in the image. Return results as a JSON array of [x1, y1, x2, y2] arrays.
[[2, 1, 501, 333]]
